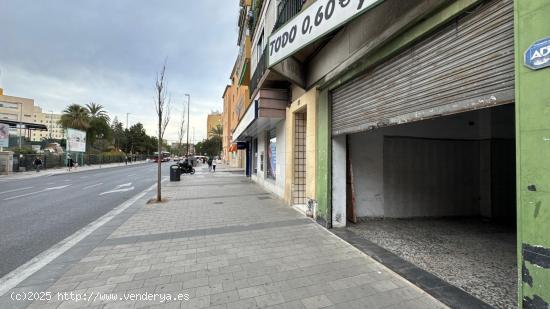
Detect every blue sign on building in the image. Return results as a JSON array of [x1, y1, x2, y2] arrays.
[[524, 37, 550, 70]]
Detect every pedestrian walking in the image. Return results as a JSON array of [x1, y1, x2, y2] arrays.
[[33, 157, 43, 172], [212, 158, 217, 172], [67, 155, 74, 171], [207, 157, 213, 172], [125, 155, 128, 165]]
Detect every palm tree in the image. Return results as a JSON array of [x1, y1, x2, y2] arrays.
[[86, 103, 112, 150], [209, 124, 223, 138], [86, 102, 110, 122], [59, 104, 90, 130]]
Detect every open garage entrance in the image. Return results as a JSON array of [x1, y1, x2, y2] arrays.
[[329, 1, 516, 306], [333, 104, 517, 308]]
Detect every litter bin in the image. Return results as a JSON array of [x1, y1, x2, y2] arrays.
[[170, 164, 181, 181]]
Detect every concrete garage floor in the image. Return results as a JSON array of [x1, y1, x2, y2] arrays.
[[347, 218, 517, 309]]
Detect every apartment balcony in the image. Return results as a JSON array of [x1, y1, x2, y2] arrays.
[[274, 0, 305, 31], [250, 46, 267, 98], [235, 33, 252, 86]]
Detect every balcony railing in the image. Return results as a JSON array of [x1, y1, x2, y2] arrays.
[[250, 45, 268, 97], [274, 0, 305, 31]]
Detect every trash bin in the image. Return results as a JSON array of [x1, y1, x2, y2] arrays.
[[170, 164, 181, 181]]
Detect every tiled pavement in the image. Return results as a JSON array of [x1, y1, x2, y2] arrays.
[[1, 165, 448, 308]]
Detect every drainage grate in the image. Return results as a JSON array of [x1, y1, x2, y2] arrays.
[[258, 196, 272, 200], [213, 202, 224, 205]]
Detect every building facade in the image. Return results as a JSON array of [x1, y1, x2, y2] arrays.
[[222, 0, 253, 168], [0, 88, 61, 142], [206, 111, 222, 139], [230, 0, 550, 307], [232, 0, 292, 198]]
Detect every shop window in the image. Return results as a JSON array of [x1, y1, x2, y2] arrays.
[[266, 129, 276, 180]]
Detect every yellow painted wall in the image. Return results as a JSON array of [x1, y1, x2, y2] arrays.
[[284, 87, 318, 205]]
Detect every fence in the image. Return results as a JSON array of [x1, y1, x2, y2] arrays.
[[12, 153, 149, 172]]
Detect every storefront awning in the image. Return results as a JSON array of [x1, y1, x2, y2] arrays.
[[0, 120, 48, 131]]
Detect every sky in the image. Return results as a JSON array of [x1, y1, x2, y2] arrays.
[[0, 0, 239, 143]]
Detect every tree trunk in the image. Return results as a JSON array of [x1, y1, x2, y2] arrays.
[[157, 116, 162, 202]]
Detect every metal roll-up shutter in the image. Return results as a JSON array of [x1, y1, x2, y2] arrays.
[[331, 0, 514, 136]]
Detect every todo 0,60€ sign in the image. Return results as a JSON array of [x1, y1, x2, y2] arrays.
[[267, 0, 382, 67]]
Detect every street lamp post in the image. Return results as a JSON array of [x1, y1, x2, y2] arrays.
[[126, 112, 131, 129], [17, 102, 23, 149], [126, 113, 132, 162], [48, 110, 54, 140], [184, 94, 190, 156]]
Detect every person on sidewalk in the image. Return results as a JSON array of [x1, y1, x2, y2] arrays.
[[67, 155, 74, 171], [207, 157, 213, 172], [212, 158, 217, 172], [33, 157, 43, 172]]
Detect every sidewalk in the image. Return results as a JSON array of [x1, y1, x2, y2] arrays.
[[0, 166, 447, 309], [0, 161, 149, 181]]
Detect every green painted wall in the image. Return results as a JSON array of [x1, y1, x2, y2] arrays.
[[515, 1, 550, 307]]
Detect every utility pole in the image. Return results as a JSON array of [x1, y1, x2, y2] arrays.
[[185, 94, 190, 156]]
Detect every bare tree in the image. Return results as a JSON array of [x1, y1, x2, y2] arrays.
[[177, 104, 186, 156], [154, 63, 170, 202]]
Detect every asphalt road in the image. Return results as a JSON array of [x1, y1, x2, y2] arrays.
[[0, 162, 172, 278]]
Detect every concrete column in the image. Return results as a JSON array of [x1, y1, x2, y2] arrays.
[[478, 109, 492, 218], [332, 135, 347, 227]]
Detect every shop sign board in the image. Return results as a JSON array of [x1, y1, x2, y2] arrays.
[[66, 128, 86, 152], [232, 101, 258, 142], [0, 123, 9, 147], [268, 0, 382, 66], [524, 37, 550, 70]]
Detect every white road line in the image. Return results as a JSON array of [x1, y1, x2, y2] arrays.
[[0, 187, 33, 195], [83, 183, 103, 190], [3, 185, 71, 201], [0, 180, 162, 297], [99, 188, 135, 196], [98, 182, 134, 196], [127, 173, 136, 177]]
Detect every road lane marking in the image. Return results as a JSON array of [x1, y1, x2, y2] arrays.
[[127, 173, 136, 177], [83, 183, 103, 190], [98, 183, 134, 196], [0, 181, 162, 297], [0, 187, 33, 195], [3, 185, 71, 201]]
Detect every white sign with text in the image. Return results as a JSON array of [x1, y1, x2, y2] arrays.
[[268, 0, 382, 66], [67, 128, 86, 152]]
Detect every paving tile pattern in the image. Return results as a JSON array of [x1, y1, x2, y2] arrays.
[[348, 218, 516, 309], [19, 168, 447, 308]]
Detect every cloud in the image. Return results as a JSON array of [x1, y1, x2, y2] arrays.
[[0, 0, 238, 141]]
